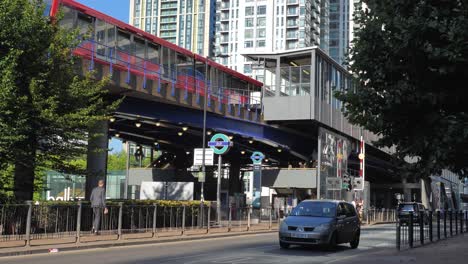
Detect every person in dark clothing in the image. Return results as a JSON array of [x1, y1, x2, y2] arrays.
[[90, 180, 107, 234]]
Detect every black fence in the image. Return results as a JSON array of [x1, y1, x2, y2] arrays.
[[0, 202, 279, 248], [396, 210, 468, 250]]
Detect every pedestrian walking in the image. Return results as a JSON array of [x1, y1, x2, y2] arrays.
[[90, 179, 108, 235]]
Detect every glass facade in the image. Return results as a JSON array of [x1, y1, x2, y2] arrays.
[[42, 171, 126, 200]]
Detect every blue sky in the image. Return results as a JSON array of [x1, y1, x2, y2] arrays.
[[75, 1, 130, 153], [76, 0, 130, 23]]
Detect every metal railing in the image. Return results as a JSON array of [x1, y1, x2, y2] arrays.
[[0, 202, 279, 248], [396, 210, 468, 250], [362, 208, 397, 224]]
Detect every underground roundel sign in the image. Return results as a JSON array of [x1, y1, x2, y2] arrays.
[[208, 133, 232, 155], [250, 151, 265, 165]]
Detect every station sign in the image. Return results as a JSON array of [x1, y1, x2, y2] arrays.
[[208, 133, 233, 155]]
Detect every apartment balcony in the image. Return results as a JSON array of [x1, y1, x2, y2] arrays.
[[286, 33, 299, 40], [286, 11, 299, 17], [287, 0, 299, 5]]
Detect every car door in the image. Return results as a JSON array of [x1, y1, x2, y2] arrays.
[[344, 203, 359, 242], [336, 203, 348, 243]]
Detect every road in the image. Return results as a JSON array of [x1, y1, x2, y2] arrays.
[[2, 224, 395, 264]]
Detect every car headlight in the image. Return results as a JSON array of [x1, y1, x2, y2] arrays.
[[280, 221, 288, 232], [314, 223, 331, 232]]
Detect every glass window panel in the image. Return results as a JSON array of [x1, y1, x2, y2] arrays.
[[257, 5, 266, 15], [58, 6, 75, 29], [148, 43, 160, 64], [77, 12, 93, 37], [117, 30, 131, 53], [134, 37, 146, 58]]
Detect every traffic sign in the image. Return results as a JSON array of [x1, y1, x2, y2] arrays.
[[209, 133, 232, 155], [193, 148, 214, 166], [358, 153, 365, 160]]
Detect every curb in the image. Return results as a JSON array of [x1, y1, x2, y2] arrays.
[[0, 230, 277, 258]]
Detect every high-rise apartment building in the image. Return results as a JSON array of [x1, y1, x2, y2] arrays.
[[214, 0, 329, 78], [328, 0, 351, 65], [129, 0, 216, 56]]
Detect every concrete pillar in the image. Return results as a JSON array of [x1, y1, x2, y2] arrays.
[[421, 178, 432, 210], [85, 120, 109, 200]]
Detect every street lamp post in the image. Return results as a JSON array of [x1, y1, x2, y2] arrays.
[[201, 58, 210, 202]]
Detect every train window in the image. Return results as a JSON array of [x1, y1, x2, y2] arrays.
[[117, 29, 131, 53], [77, 12, 93, 38], [58, 6, 75, 29]]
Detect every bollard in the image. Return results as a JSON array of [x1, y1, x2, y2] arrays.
[[444, 210, 447, 238], [117, 202, 123, 240], [152, 204, 157, 238], [460, 211, 463, 234], [228, 205, 232, 232], [429, 211, 433, 242], [25, 201, 33, 247], [419, 213, 424, 245], [269, 206, 272, 230], [396, 221, 401, 250], [437, 211, 441, 240], [182, 206, 186, 236], [207, 206, 211, 234], [449, 211, 453, 236], [76, 201, 82, 243], [466, 211, 468, 233], [247, 206, 251, 231], [409, 212, 414, 248]]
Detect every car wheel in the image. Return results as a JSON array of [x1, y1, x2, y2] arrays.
[[350, 230, 360, 249], [326, 232, 337, 251], [279, 241, 290, 249]]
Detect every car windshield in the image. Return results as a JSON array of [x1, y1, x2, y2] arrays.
[[398, 204, 415, 211], [290, 202, 336, 218]]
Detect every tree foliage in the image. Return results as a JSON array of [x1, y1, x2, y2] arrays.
[[337, 0, 468, 178], [0, 0, 118, 200]]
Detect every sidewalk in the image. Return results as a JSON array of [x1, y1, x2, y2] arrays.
[[0, 225, 277, 258], [343, 233, 468, 264]]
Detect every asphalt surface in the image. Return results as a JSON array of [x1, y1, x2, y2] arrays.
[[1, 224, 396, 264]]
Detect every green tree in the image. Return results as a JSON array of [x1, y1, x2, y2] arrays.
[[337, 1, 468, 178], [107, 151, 128, 171], [0, 0, 117, 201]]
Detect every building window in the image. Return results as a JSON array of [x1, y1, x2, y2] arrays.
[[244, 64, 252, 74], [257, 28, 266, 38], [257, 40, 265, 47], [257, 5, 266, 15], [245, 6, 254, 16], [245, 29, 254, 39], [245, 18, 254, 27], [244, 41, 253, 48], [257, 17, 266, 27]]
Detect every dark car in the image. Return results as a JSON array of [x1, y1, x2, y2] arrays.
[[397, 202, 429, 225], [278, 200, 360, 250]]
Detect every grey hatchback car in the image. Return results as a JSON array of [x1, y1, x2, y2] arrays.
[[279, 200, 360, 249]]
